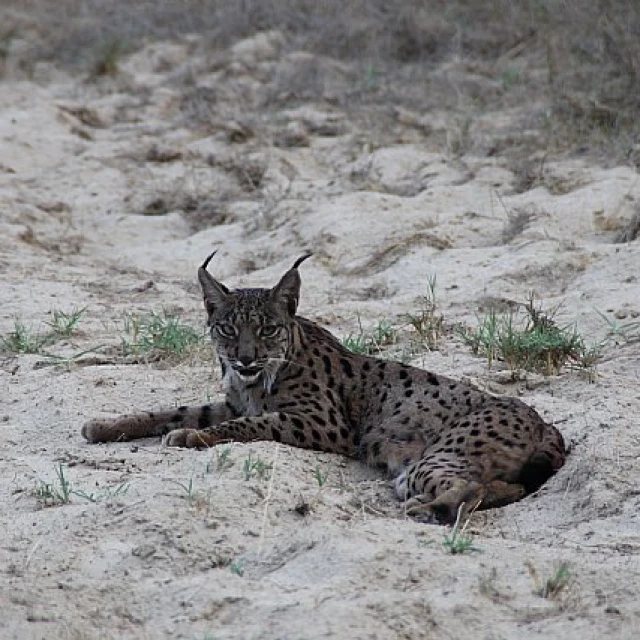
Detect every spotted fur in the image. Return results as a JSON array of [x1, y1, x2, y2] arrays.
[[82, 252, 566, 523]]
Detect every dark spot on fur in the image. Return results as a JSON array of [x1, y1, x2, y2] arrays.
[[327, 431, 338, 444], [340, 358, 354, 378], [322, 355, 332, 374], [427, 373, 440, 386]]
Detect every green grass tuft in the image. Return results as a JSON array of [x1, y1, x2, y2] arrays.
[[458, 294, 600, 377], [120, 311, 203, 356], [207, 444, 234, 473], [313, 464, 329, 487], [1, 308, 86, 355], [242, 454, 272, 481], [342, 314, 397, 355], [34, 464, 129, 507], [35, 463, 73, 507], [43, 307, 86, 338], [404, 275, 444, 350], [1, 320, 49, 354], [527, 561, 573, 599], [442, 513, 481, 555]]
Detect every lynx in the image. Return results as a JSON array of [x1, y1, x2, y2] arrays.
[[82, 252, 566, 523]]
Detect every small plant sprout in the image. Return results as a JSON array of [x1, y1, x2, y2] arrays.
[[526, 561, 573, 599], [313, 464, 329, 487], [342, 314, 397, 355], [34, 464, 130, 507], [72, 481, 130, 503], [1, 320, 48, 354], [595, 309, 640, 345], [442, 504, 481, 555], [2, 309, 92, 358], [207, 444, 234, 473], [229, 559, 245, 577], [242, 454, 272, 481], [35, 464, 73, 507], [404, 275, 444, 350], [166, 476, 199, 505], [44, 307, 86, 338]]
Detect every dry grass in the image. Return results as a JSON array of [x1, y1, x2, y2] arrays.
[[614, 203, 640, 243], [1, 0, 638, 161]]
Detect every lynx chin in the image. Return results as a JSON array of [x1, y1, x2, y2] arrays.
[[82, 252, 566, 523]]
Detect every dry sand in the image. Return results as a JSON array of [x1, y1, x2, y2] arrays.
[[1, 32, 639, 639]]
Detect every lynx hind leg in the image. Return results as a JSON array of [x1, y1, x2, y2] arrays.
[[395, 454, 526, 524], [81, 403, 229, 443]]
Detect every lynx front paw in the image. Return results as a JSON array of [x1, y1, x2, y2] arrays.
[[163, 428, 218, 448]]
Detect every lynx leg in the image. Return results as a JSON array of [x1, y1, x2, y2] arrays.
[[403, 479, 487, 524], [396, 453, 529, 523], [81, 402, 234, 443], [481, 479, 526, 509], [165, 411, 357, 456]]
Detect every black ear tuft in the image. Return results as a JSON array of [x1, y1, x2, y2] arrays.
[[292, 252, 313, 270], [198, 251, 229, 319], [270, 253, 312, 316], [201, 250, 218, 271]]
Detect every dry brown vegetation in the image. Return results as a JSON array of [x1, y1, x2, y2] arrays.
[[2, 0, 640, 163]]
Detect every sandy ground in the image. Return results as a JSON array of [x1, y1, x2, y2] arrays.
[[1, 32, 640, 640]]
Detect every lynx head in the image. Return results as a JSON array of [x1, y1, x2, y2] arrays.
[[198, 252, 312, 389]]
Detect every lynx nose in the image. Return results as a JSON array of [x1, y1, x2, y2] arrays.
[[238, 355, 255, 367]]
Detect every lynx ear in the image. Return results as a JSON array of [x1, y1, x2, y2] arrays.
[[270, 253, 312, 316], [198, 251, 229, 318]]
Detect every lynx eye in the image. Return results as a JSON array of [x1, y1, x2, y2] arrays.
[[259, 325, 281, 339], [215, 323, 237, 339]]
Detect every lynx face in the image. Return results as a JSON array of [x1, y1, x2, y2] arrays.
[[207, 289, 295, 387], [198, 253, 311, 389]]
